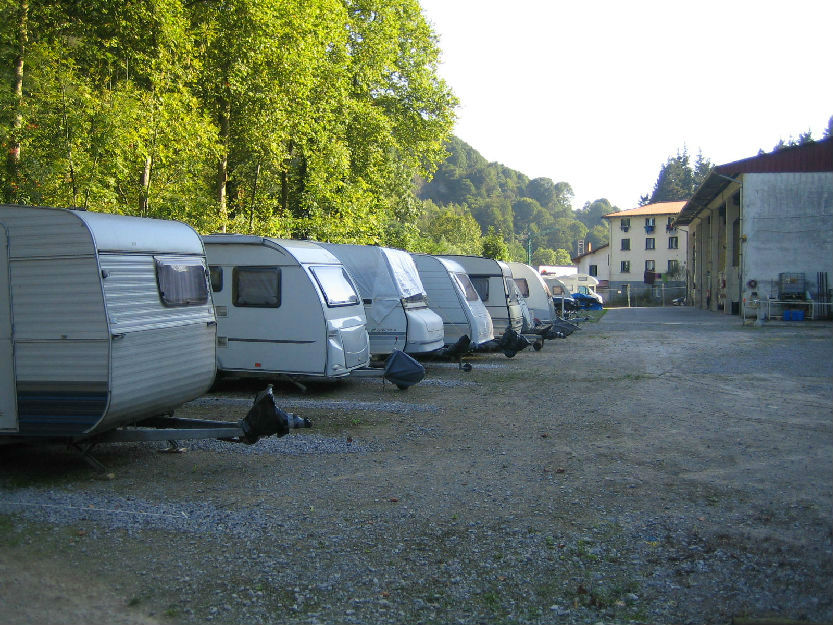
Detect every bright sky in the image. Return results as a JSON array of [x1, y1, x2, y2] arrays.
[[418, 0, 833, 211]]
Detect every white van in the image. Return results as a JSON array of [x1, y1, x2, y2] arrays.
[[411, 254, 493, 348], [320, 244, 444, 357], [438, 255, 524, 334], [203, 235, 370, 381], [1, 205, 216, 439]]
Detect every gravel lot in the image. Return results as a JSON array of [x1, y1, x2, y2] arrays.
[[1, 306, 831, 625]]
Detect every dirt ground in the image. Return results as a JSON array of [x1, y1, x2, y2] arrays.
[[1, 306, 831, 624]]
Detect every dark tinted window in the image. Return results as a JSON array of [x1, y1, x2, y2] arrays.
[[233, 266, 281, 308], [155, 257, 209, 307]]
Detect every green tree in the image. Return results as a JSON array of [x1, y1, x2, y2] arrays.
[[640, 147, 712, 205], [481, 226, 509, 260], [415, 200, 481, 254], [531, 247, 558, 267], [552, 248, 572, 264]]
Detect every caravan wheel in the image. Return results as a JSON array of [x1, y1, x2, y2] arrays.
[[533, 340, 543, 351]]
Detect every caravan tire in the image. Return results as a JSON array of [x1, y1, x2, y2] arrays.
[[533, 341, 543, 351], [504, 350, 517, 358]]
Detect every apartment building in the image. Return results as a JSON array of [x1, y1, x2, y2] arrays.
[[602, 201, 688, 304]]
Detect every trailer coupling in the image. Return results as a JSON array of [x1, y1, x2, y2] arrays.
[[238, 384, 311, 443]]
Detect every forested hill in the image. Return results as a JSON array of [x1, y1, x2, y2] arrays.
[[416, 136, 616, 264]]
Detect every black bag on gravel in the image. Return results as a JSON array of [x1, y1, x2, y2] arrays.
[[383, 350, 426, 389]]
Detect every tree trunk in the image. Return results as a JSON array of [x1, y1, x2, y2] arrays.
[[139, 154, 152, 216], [6, 0, 28, 198], [280, 140, 293, 214], [217, 101, 231, 232]]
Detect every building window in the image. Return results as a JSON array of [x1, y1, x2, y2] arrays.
[[668, 236, 678, 249], [668, 259, 680, 274], [620, 260, 630, 273], [645, 260, 655, 272], [621, 238, 631, 251], [589, 264, 598, 277], [645, 217, 655, 233], [645, 238, 655, 250], [620, 218, 630, 231]]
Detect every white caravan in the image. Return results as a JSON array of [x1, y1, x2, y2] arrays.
[[411, 254, 493, 348], [438, 256, 524, 334], [508, 262, 557, 324], [319, 244, 444, 357], [558, 273, 604, 304], [203, 235, 371, 381], [0, 205, 216, 439]]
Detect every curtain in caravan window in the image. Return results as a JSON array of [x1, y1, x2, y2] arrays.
[[155, 257, 210, 307], [233, 266, 281, 307]]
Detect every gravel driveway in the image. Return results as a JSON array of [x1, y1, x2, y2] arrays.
[[1, 306, 831, 625]]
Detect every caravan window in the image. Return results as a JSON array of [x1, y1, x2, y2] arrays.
[[453, 272, 480, 302], [209, 266, 223, 292], [504, 277, 519, 301], [233, 266, 281, 308], [514, 278, 530, 298], [310, 265, 360, 307], [470, 276, 489, 302], [154, 257, 209, 307]]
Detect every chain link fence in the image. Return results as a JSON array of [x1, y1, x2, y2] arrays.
[[597, 283, 687, 307]]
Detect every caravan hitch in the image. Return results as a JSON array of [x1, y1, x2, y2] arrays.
[[239, 385, 311, 444]]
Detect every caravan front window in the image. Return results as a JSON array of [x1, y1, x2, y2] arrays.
[[470, 276, 489, 302], [155, 257, 209, 307], [233, 266, 281, 308], [514, 278, 530, 298], [504, 277, 519, 302], [402, 293, 428, 306], [310, 265, 360, 307], [453, 272, 480, 302]]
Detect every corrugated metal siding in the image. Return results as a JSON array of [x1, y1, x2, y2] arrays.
[[1, 206, 94, 259], [100, 254, 214, 333], [103, 323, 215, 427], [10, 257, 108, 340], [14, 340, 109, 382]]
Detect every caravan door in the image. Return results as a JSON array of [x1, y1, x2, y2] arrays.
[[0, 224, 17, 430]]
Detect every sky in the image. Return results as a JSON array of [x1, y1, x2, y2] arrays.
[[417, 0, 833, 211]]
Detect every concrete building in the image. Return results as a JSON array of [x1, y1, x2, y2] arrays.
[[675, 139, 832, 318], [573, 243, 609, 285], [602, 201, 688, 305]]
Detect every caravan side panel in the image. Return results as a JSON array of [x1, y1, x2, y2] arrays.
[[1, 206, 110, 436], [99, 253, 215, 427], [1, 225, 16, 431], [106, 323, 215, 423]]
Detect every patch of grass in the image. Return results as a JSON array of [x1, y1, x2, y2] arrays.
[[0, 515, 22, 547]]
